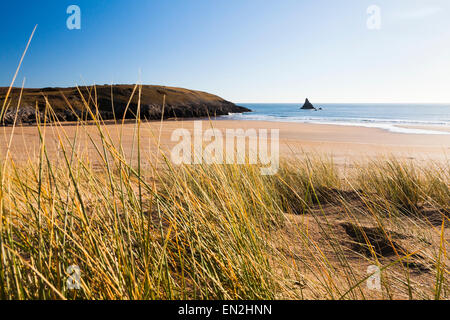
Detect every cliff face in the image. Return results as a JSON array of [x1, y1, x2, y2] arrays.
[[0, 85, 251, 125]]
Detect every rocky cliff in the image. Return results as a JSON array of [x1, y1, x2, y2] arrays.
[[0, 85, 251, 125]]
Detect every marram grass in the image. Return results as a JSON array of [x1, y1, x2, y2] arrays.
[[0, 87, 448, 300]]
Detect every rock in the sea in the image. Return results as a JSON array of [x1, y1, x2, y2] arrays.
[[301, 98, 316, 110]]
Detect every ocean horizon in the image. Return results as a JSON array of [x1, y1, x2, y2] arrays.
[[223, 103, 450, 135]]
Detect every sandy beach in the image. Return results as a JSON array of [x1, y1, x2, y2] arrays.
[[1, 120, 449, 165], [4, 1, 450, 302]]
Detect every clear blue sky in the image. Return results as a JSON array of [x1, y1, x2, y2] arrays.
[[1, 0, 450, 103]]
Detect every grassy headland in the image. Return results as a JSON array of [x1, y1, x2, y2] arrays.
[[0, 84, 250, 125]]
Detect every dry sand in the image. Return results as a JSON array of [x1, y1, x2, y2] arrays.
[[1, 120, 449, 165]]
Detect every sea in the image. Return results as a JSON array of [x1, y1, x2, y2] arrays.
[[222, 103, 450, 135]]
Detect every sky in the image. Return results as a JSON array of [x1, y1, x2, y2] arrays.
[[1, 0, 450, 103]]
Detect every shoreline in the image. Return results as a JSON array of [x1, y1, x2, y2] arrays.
[[216, 117, 450, 135]]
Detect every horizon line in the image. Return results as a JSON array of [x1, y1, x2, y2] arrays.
[[235, 101, 450, 104]]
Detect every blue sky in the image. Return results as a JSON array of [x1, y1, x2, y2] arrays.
[[1, 0, 450, 103]]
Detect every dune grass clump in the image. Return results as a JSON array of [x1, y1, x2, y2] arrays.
[[275, 157, 340, 214], [356, 159, 422, 214], [422, 164, 450, 212], [356, 159, 449, 220]]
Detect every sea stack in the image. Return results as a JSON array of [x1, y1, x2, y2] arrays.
[[301, 98, 316, 110]]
